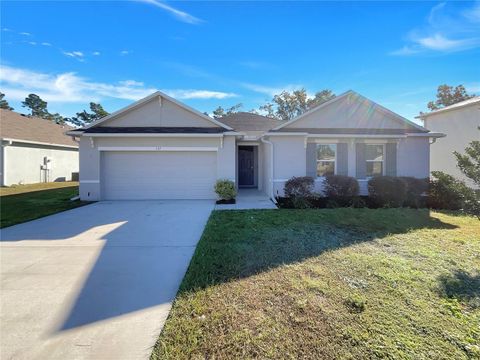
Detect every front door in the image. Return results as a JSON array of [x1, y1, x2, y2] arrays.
[[238, 146, 255, 187]]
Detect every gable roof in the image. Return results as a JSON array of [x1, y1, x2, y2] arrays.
[[0, 110, 78, 147], [81, 91, 233, 130], [273, 90, 428, 133], [218, 112, 283, 131], [416, 96, 480, 119]]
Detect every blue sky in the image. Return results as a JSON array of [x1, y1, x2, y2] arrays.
[[1, 1, 479, 123]]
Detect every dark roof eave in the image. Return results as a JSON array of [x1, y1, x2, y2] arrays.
[[269, 127, 429, 135], [82, 126, 228, 134]]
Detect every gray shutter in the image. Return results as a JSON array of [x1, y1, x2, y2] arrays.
[[336, 143, 348, 176], [306, 143, 317, 178], [356, 143, 366, 179], [385, 143, 397, 176]]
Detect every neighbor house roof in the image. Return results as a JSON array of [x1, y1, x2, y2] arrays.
[[0, 109, 78, 147], [218, 112, 283, 131], [416, 96, 480, 119]]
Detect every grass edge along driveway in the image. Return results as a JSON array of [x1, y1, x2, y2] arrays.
[[1, 183, 90, 228], [153, 208, 480, 359]]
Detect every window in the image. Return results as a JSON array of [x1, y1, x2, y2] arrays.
[[365, 144, 384, 177], [316, 144, 336, 177]]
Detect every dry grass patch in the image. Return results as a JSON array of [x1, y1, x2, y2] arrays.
[[153, 209, 479, 359]]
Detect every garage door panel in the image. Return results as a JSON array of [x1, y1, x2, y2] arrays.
[[101, 151, 217, 200]]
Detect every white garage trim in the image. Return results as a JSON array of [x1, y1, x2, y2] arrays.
[[98, 146, 218, 152]]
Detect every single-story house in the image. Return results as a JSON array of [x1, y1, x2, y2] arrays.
[[417, 96, 480, 187], [68, 90, 444, 201], [0, 110, 79, 186]]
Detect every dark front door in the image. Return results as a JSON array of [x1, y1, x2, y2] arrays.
[[238, 146, 255, 187]]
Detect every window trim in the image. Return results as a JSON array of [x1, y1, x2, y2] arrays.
[[365, 143, 385, 178], [316, 143, 337, 178]]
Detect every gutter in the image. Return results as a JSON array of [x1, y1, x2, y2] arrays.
[[261, 137, 275, 201]]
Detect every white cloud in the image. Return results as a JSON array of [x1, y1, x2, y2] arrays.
[[0, 65, 157, 103], [137, 0, 204, 25], [19, 32, 31, 36], [416, 33, 480, 51], [391, 2, 480, 55], [163, 89, 237, 100], [0, 65, 237, 106], [92, 51, 101, 56], [2, 28, 13, 32], [28, 41, 37, 46], [242, 82, 305, 97], [63, 51, 85, 61], [120, 50, 130, 56], [41, 42, 52, 46]]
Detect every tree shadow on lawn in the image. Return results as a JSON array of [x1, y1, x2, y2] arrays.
[[179, 208, 459, 294], [438, 269, 480, 309]]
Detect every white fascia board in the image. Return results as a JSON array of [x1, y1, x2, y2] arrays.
[[306, 134, 407, 139], [265, 132, 309, 136], [406, 132, 446, 138], [97, 146, 218, 152], [82, 91, 234, 131], [82, 133, 224, 138], [1, 137, 79, 149], [415, 98, 480, 119]]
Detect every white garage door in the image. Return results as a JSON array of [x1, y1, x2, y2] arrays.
[[101, 151, 217, 200]]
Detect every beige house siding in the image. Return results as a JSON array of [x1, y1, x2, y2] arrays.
[[423, 104, 479, 186], [2, 142, 78, 185], [100, 97, 218, 128]]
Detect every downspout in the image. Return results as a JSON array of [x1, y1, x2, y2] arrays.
[[261, 137, 275, 201]]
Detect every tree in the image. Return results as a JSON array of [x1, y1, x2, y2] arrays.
[[21, 93, 65, 124], [454, 128, 480, 187], [259, 88, 335, 121], [22, 94, 49, 118], [67, 102, 109, 126], [0, 92, 13, 110], [427, 84, 475, 111], [212, 103, 242, 119]]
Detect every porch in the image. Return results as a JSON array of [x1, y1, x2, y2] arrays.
[[215, 189, 277, 210]]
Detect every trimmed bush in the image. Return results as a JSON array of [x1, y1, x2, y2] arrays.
[[400, 177, 429, 208], [214, 179, 236, 200], [368, 176, 407, 208], [428, 171, 477, 213], [284, 176, 314, 198], [324, 175, 359, 206], [284, 176, 315, 209]]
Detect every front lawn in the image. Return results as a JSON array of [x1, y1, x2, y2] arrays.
[[153, 209, 480, 359], [1, 183, 89, 228]]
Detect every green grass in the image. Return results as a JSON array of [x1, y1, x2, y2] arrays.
[[1, 185, 90, 228], [153, 208, 480, 359]]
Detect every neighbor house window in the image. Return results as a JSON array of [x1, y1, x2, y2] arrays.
[[317, 144, 336, 177], [365, 144, 384, 177]]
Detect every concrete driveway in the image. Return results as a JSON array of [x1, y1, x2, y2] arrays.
[[0, 200, 214, 360]]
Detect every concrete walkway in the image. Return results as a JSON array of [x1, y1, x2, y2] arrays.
[[0, 200, 214, 360], [215, 189, 277, 210]]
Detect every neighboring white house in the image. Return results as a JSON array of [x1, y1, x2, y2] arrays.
[[68, 90, 444, 201], [418, 96, 480, 186], [0, 110, 79, 186]]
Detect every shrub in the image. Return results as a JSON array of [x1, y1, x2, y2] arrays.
[[284, 176, 315, 209], [428, 171, 478, 214], [368, 176, 407, 208], [324, 175, 359, 206], [284, 176, 314, 198], [214, 179, 236, 200], [400, 177, 429, 208]]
